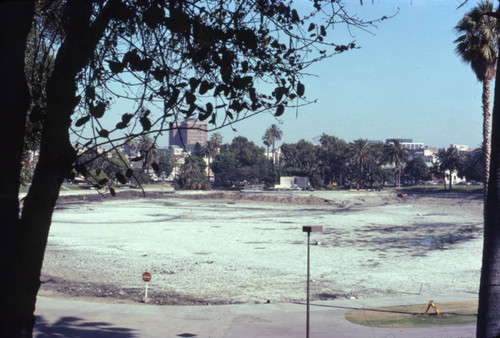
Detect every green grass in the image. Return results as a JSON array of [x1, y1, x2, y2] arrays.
[[345, 300, 477, 328]]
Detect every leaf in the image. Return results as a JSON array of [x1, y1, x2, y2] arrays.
[[122, 113, 133, 124], [98, 129, 109, 138], [165, 88, 180, 109], [297, 82, 305, 97], [90, 101, 106, 118], [130, 156, 143, 162], [291, 9, 300, 23], [140, 116, 151, 131], [125, 168, 134, 177], [185, 91, 196, 104], [189, 77, 200, 91], [320, 25, 327, 37], [98, 178, 108, 185], [275, 87, 286, 102], [206, 102, 213, 115], [214, 84, 225, 97], [107, 60, 124, 74], [308, 23, 315, 32], [152, 68, 165, 82], [220, 66, 232, 84], [116, 122, 127, 129], [75, 115, 90, 127], [110, 187, 116, 197], [275, 104, 285, 117], [151, 162, 159, 173], [199, 81, 210, 95], [116, 172, 127, 184]]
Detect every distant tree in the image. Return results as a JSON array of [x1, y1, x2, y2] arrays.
[[265, 124, 283, 164], [202, 134, 222, 180], [460, 148, 484, 182], [262, 130, 273, 159], [405, 156, 429, 184], [455, 0, 499, 194], [157, 152, 174, 179], [382, 140, 409, 187], [347, 139, 378, 190], [176, 156, 209, 190], [210, 133, 223, 148], [211, 151, 238, 186], [137, 135, 157, 174], [192, 142, 204, 157], [318, 134, 347, 186], [230, 136, 264, 167], [364, 142, 385, 188], [438, 147, 466, 190]]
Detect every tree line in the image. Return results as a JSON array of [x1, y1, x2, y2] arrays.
[[176, 129, 484, 191]]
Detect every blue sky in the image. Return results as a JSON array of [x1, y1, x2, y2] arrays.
[[212, 0, 487, 149]]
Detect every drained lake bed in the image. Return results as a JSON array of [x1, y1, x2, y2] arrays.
[[40, 189, 483, 305]]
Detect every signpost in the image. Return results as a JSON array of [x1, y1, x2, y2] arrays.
[[142, 272, 152, 301], [302, 226, 323, 338]]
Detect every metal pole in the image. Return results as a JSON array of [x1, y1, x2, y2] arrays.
[[306, 231, 310, 338]]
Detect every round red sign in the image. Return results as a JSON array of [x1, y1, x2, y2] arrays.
[[142, 272, 152, 282]]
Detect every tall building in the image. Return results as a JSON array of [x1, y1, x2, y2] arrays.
[[169, 118, 208, 153]]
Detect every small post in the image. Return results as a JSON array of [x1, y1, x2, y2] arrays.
[[302, 226, 323, 338], [142, 272, 152, 302]]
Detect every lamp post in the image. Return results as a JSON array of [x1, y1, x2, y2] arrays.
[[302, 225, 323, 338]]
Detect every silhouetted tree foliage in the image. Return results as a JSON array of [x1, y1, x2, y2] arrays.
[[0, 0, 388, 335]]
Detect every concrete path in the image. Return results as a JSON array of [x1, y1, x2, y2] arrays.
[[34, 294, 477, 337]]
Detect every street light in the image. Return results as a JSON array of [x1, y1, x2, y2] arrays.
[[302, 225, 323, 338]]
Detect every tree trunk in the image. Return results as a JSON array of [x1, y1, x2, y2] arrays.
[[449, 170, 452, 191], [0, 2, 35, 336], [483, 79, 492, 197], [477, 55, 500, 338], [1, 1, 121, 335]]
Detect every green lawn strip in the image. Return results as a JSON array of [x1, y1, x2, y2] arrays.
[[345, 300, 477, 328]]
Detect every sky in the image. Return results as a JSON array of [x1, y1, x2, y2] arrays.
[[209, 0, 487, 150], [82, 0, 488, 150]]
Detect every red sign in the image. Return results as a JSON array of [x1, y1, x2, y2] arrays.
[[142, 272, 152, 282]]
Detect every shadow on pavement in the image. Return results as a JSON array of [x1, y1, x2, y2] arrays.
[[34, 315, 137, 337]]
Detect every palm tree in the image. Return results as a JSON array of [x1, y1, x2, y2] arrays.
[[437, 147, 465, 190], [262, 130, 273, 159], [382, 140, 409, 187], [455, 0, 498, 195], [137, 135, 157, 173], [202, 133, 223, 180], [265, 124, 283, 164], [478, 36, 500, 335], [348, 139, 375, 190], [210, 132, 223, 148]]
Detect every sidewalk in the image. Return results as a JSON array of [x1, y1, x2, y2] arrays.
[[34, 293, 477, 337]]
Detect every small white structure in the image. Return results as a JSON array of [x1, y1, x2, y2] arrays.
[[275, 176, 309, 190]]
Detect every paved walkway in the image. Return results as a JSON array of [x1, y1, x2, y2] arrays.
[[34, 293, 477, 337]]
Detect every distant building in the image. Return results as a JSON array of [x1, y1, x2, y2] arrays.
[[275, 176, 309, 190], [169, 118, 208, 153], [451, 144, 469, 152], [386, 138, 424, 151]]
